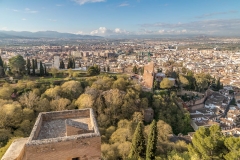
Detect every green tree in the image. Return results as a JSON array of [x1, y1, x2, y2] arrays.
[[32, 59, 35, 76], [39, 61, 44, 76], [72, 58, 75, 69], [139, 67, 144, 75], [59, 60, 65, 69], [67, 58, 73, 69], [0, 56, 5, 77], [107, 65, 110, 72], [224, 137, 240, 160], [129, 122, 146, 159], [216, 77, 221, 90], [50, 98, 71, 111], [146, 120, 157, 160], [188, 125, 227, 160], [34, 58, 38, 69], [9, 55, 26, 75], [26, 58, 31, 75], [61, 80, 83, 99], [87, 65, 100, 76], [19, 91, 39, 109], [179, 75, 189, 88], [0, 56, 3, 68], [67, 68, 74, 77], [160, 78, 173, 89], [44, 65, 47, 75], [50, 67, 58, 78], [133, 65, 138, 74]]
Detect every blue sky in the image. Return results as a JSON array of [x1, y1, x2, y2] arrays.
[[0, 0, 240, 36]]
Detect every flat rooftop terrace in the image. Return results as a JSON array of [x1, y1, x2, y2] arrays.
[[37, 117, 92, 140], [28, 108, 99, 143]]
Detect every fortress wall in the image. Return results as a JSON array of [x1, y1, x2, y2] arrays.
[[178, 90, 204, 97], [29, 114, 43, 140], [23, 136, 101, 160], [42, 109, 90, 121], [190, 103, 205, 110], [66, 125, 93, 136]]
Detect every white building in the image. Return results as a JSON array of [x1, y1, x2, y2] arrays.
[[53, 56, 60, 69]]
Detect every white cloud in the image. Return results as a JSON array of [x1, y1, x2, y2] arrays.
[[90, 27, 129, 36], [141, 19, 240, 35], [25, 8, 38, 13], [76, 31, 84, 34], [73, 0, 106, 5], [91, 27, 108, 35], [119, 3, 129, 7], [22, 18, 27, 21], [1, 27, 8, 31], [158, 30, 165, 34]]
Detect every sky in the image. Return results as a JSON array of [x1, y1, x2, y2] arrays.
[[0, 0, 240, 36]]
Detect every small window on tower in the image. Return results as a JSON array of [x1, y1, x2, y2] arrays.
[[72, 158, 79, 160]]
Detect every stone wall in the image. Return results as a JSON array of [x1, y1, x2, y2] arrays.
[[66, 124, 93, 136], [23, 136, 101, 160], [178, 90, 204, 97], [179, 89, 214, 110], [42, 109, 90, 121]]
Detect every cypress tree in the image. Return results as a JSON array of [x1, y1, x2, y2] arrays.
[[0, 56, 3, 67], [62, 60, 65, 69], [79, 61, 81, 68], [146, 120, 157, 160], [26, 58, 31, 75], [34, 58, 38, 69], [32, 59, 35, 75], [59, 61, 62, 69], [67, 58, 73, 69], [107, 65, 110, 72], [216, 78, 221, 90], [72, 58, 75, 69], [129, 122, 146, 159], [133, 65, 138, 74], [0, 56, 5, 76], [59, 60, 65, 69], [40, 61, 44, 76], [44, 65, 47, 76]]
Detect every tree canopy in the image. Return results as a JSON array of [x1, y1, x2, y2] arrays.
[[9, 55, 26, 75]]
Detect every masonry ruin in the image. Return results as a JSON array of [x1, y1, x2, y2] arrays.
[[2, 108, 101, 160], [143, 62, 155, 89]]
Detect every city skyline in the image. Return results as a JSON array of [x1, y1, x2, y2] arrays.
[[0, 0, 240, 36]]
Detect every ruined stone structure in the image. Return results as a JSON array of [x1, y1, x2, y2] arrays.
[[143, 62, 155, 89], [2, 108, 101, 160], [143, 108, 154, 123], [178, 89, 214, 110]]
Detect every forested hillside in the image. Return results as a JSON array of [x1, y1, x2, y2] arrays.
[[0, 74, 239, 159]]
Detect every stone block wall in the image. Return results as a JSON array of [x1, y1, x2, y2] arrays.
[[66, 125, 92, 136], [23, 136, 101, 160], [42, 109, 90, 121]]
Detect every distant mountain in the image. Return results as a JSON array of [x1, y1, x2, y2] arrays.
[[0, 30, 102, 39]]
